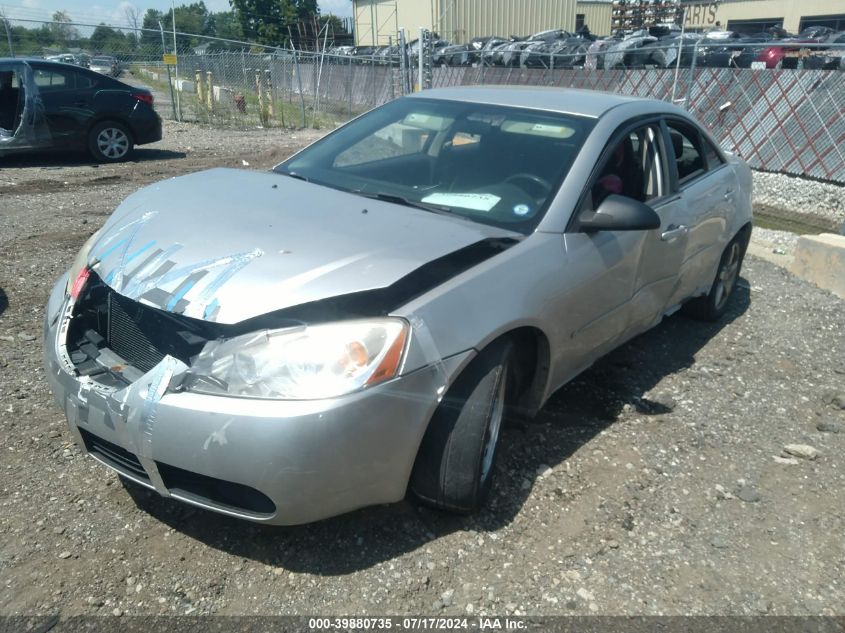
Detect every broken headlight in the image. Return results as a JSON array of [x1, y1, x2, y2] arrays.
[[185, 318, 409, 400], [66, 229, 102, 299]]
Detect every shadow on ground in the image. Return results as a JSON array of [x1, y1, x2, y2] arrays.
[[123, 282, 751, 575], [0, 288, 7, 317], [0, 147, 185, 168]]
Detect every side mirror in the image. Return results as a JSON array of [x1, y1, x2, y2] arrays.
[[579, 195, 661, 232]]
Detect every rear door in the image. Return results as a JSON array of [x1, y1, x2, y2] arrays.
[[31, 65, 99, 147], [662, 117, 735, 304]]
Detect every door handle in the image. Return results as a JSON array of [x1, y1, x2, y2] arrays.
[[724, 189, 734, 200], [660, 224, 689, 242]]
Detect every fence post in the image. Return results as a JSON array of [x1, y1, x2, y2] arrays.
[[291, 48, 307, 128], [3, 15, 14, 57], [687, 40, 700, 113], [256, 70, 266, 126], [158, 20, 178, 121], [275, 58, 286, 128], [195, 70, 204, 113], [347, 55, 353, 117], [265, 69, 274, 119], [398, 28, 408, 95], [206, 71, 214, 112]]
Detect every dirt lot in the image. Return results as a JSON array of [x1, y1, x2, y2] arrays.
[[1, 121, 844, 618]]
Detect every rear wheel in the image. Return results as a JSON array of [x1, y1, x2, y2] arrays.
[[88, 121, 133, 163], [410, 341, 512, 513], [683, 231, 747, 321]]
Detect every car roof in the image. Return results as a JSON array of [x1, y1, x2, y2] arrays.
[[406, 86, 670, 119]]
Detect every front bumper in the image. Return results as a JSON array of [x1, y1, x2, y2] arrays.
[[43, 277, 469, 525]]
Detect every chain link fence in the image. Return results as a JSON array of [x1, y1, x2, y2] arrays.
[[138, 51, 406, 129], [132, 37, 845, 185], [429, 41, 845, 184], [4, 18, 844, 187]]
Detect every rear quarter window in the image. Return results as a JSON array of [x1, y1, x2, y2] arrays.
[[32, 68, 74, 91]]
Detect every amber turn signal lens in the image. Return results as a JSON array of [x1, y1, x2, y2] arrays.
[[366, 327, 407, 386]]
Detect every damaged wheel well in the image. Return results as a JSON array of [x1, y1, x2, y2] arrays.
[[500, 326, 550, 421]]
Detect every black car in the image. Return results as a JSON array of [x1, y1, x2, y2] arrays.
[[0, 58, 161, 162]]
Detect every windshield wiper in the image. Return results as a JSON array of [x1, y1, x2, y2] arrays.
[[351, 191, 452, 215]]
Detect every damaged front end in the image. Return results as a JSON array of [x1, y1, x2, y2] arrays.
[[43, 233, 514, 523]]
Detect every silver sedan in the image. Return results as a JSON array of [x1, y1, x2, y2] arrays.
[[43, 87, 752, 525]]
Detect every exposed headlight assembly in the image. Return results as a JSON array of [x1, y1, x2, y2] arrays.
[[185, 319, 409, 400], [65, 229, 102, 299]]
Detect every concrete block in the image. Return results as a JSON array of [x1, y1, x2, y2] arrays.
[[790, 233, 845, 299], [175, 79, 195, 93], [213, 85, 236, 106]]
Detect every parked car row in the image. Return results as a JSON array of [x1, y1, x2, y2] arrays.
[[46, 52, 90, 67], [324, 24, 845, 71], [42, 53, 124, 75]]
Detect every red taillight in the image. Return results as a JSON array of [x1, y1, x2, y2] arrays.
[[132, 92, 154, 106], [70, 267, 90, 300]]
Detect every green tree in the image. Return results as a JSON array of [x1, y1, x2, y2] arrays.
[[89, 24, 134, 53], [162, 2, 210, 50], [140, 8, 164, 51], [230, 0, 319, 47], [207, 10, 243, 41], [50, 10, 79, 48]]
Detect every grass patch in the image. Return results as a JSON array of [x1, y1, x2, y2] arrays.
[[753, 203, 840, 235]]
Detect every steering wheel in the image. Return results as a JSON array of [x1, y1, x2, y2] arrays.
[[504, 173, 553, 199]]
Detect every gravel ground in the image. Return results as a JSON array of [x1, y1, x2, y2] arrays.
[[1, 122, 844, 618], [752, 171, 845, 231]]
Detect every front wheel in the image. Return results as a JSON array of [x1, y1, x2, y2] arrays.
[[410, 341, 512, 513], [683, 231, 747, 321], [88, 121, 134, 163]]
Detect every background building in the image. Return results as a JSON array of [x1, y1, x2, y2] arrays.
[[353, 0, 616, 45], [681, 0, 845, 34], [352, 0, 845, 45]]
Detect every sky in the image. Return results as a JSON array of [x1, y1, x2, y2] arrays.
[[2, 0, 352, 30]]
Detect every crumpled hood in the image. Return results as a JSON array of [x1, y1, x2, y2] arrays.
[[89, 168, 516, 324]]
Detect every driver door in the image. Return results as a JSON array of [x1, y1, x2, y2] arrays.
[[555, 121, 686, 385]]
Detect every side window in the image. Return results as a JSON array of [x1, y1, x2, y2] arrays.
[[334, 121, 431, 167], [701, 135, 724, 170], [32, 68, 74, 92], [585, 123, 666, 212], [666, 120, 706, 184]]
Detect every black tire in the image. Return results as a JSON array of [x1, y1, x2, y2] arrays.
[[87, 120, 134, 163], [410, 340, 512, 513], [682, 230, 748, 321]]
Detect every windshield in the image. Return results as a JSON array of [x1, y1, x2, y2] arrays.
[[276, 97, 594, 233]]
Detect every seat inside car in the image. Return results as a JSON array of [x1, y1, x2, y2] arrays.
[[670, 128, 704, 180]]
